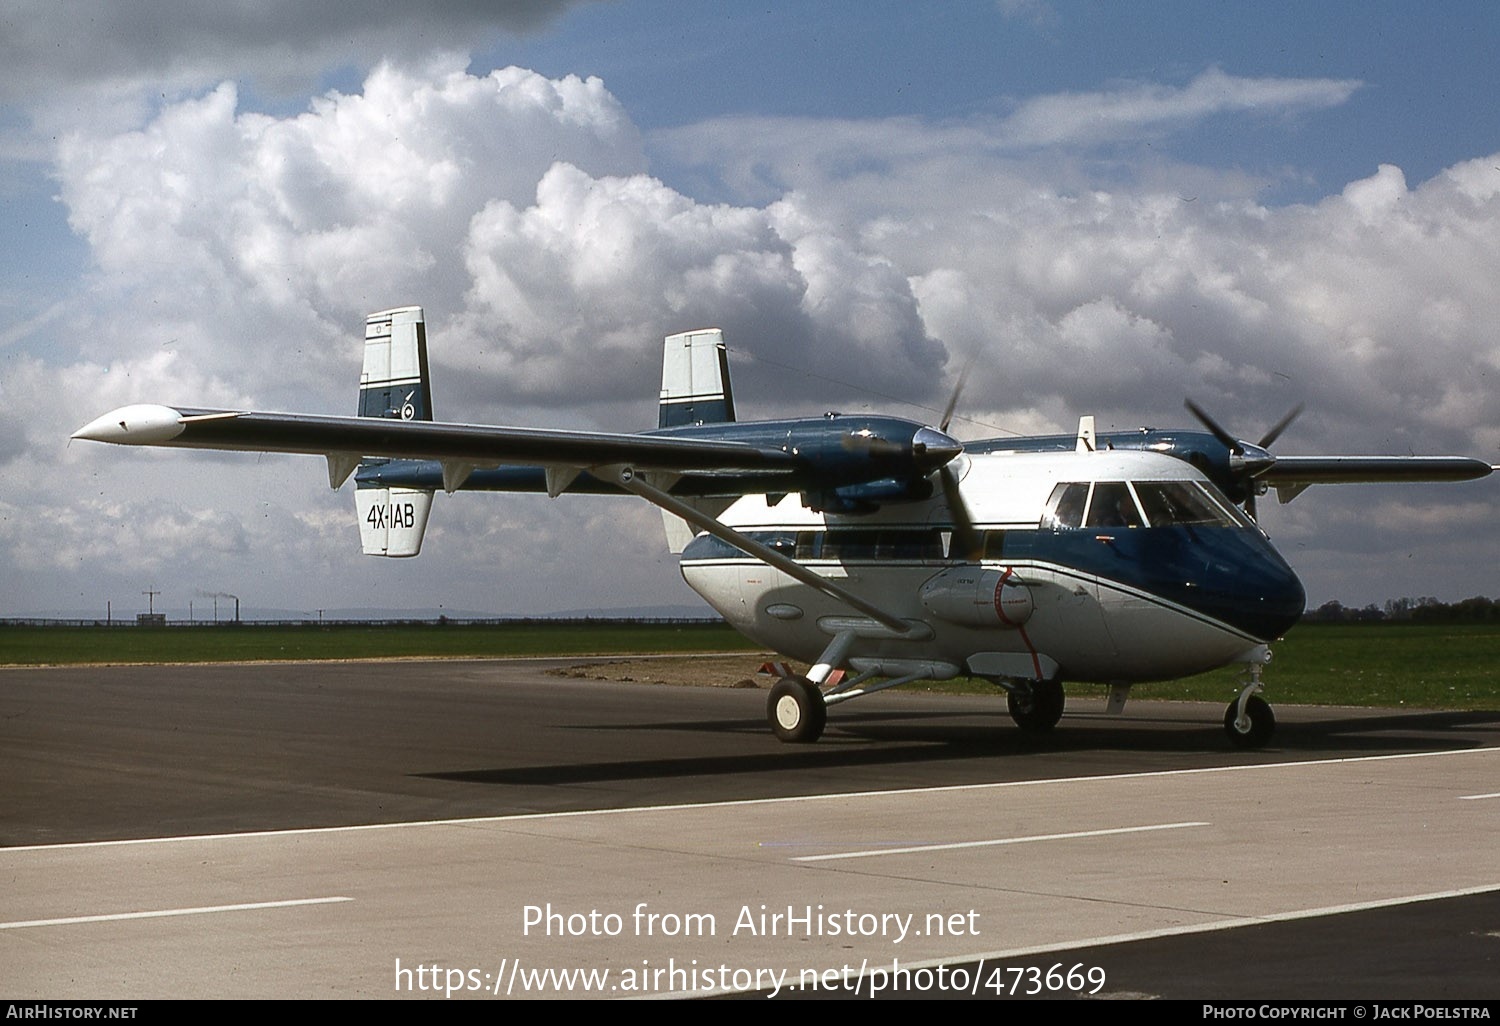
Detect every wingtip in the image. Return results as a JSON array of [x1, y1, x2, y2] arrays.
[[72, 404, 186, 444]]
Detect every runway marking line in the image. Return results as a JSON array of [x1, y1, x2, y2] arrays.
[[679, 882, 1500, 999], [0, 896, 352, 931], [1, 745, 1493, 855], [791, 821, 1209, 862], [1457, 791, 1500, 800]]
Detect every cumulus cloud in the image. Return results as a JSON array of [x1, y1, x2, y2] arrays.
[[6, 61, 1497, 616], [53, 62, 647, 409]]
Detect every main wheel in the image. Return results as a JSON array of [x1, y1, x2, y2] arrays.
[[1224, 694, 1275, 749], [768, 676, 826, 743], [1007, 679, 1065, 731]]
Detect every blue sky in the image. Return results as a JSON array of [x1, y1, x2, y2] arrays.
[[1, 1, 1496, 618]]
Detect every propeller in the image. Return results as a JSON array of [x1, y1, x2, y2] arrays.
[[935, 363, 984, 560], [1183, 399, 1304, 520], [938, 460, 985, 561], [938, 357, 973, 434]]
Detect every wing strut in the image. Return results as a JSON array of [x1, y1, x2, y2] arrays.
[[608, 466, 911, 634]]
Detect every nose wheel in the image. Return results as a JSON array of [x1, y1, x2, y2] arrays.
[[1224, 693, 1275, 748], [768, 676, 826, 743], [1224, 656, 1276, 748]]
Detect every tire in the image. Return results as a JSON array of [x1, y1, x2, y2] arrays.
[[768, 676, 826, 743], [1008, 678, 1065, 731], [1224, 694, 1275, 749]]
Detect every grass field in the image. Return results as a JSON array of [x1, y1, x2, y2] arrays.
[[0, 621, 754, 665], [1, 620, 1495, 710]]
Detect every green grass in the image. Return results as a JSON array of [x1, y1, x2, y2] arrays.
[[0, 622, 756, 666], [1, 621, 1495, 710], [895, 622, 1500, 711], [1132, 622, 1500, 710]]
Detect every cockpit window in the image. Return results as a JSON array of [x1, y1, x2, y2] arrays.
[[1084, 482, 1143, 528], [1134, 481, 1238, 527], [1043, 482, 1090, 529]]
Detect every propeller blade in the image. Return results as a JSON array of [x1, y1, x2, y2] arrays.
[[1184, 398, 1242, 454], [939, 358, 974, 434], [938, 463, 984, 562], [1244, 489, 1258, 522], [1258, 403, 1304, 449]]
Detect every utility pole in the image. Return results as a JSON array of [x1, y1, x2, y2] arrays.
[[142, 589, 160, 615]]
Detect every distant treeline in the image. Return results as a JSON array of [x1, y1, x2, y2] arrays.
[[1304, 596, 1500, 623]]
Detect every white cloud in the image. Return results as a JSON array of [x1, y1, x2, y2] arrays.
[[7, 62, 1497, 617], [999, 68, 1363, 149]]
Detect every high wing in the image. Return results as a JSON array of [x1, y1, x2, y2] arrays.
[[71, 403, 797, 480], [1259, 455, 1493, 484], [1258, 454, 1494, 503]]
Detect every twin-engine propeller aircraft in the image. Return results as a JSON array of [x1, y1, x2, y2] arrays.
[[74, 307, 1494, 748]]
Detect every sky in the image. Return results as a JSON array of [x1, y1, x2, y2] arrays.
[[1, 0, 1497, 619]]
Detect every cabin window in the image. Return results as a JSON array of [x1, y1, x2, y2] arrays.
[[1042, 482, 1090, 529], [688, 528, 947, 561], [1084, 482, 1143, 528], [821, 528, 944, 560]]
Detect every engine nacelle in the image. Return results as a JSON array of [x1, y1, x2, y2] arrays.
[[919, 567, 1035, 628]]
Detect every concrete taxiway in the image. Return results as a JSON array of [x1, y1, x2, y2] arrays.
[[2, 659, 1497, 999]]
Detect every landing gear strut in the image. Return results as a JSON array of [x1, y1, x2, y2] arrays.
[[1007, 678, 1065, 731], [768, 676, 826, 743], [1224, 659, 1276, 749]]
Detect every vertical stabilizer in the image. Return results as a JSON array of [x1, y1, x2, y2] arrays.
[[658, 328, 735, 429], [355, 306, 434, 557], [360, 306, 432, 422], [657, 329, 737, 549]]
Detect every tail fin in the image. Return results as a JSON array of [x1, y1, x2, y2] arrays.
[[657, 328, 736, 552], [354, 307, 434, 558], [658, 328, 735, 428]]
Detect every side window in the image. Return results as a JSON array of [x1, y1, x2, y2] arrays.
[[1043, 482, 1089, 529], [1084, 482, 1143, 528]]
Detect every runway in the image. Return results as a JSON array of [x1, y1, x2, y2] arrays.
[[2, 659, 1497, 999]]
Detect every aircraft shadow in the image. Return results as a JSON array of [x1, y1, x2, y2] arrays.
[[417, 708, 1497, 788]]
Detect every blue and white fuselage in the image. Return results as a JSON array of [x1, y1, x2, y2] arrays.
[[681, 448, 1304, 686]]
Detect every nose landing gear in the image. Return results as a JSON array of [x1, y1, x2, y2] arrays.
[[1225, 659, 1276, 749]]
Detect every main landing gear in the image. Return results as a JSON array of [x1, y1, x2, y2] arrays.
[[768, 676, 827, 743], [1006, 678, 1065, 732], [764, 629, 941, 744], [1224, 659, 1276, 749]]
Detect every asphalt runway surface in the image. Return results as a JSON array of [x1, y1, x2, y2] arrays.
[[2, 658, 1497, 1000]]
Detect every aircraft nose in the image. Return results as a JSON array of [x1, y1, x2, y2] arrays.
[[1246, 545, 1306, 640], [913, 426, 963, 469]]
